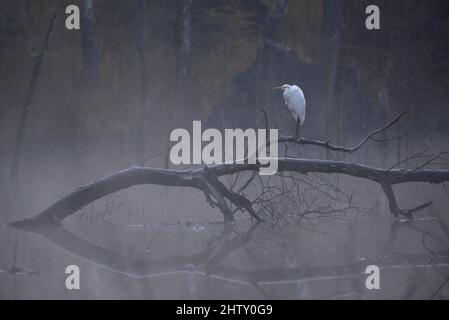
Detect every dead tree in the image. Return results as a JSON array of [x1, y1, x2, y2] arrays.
[[11, 156, 449, 230], [9, 111, 449, 231]]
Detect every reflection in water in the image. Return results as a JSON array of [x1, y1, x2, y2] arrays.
[[4, 210, 449, 299], [0, 231, 39, 276]]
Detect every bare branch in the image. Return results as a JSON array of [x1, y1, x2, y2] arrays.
[[381, 183, 432, 218], [275, 111, 405, 153]]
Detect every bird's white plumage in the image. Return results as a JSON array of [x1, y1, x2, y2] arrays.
[[274, 84, 306, 125], [279, 84, 306, 126]]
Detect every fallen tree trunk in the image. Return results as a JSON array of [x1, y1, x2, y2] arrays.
[[9, 158, 449, 230]]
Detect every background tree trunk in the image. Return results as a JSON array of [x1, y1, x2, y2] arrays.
[[319, 0, 342, 160], [164, 0, 193, 169], [80, 0, 98, 84], [137, 0, 150, 163], [9, 13, 56, 182]]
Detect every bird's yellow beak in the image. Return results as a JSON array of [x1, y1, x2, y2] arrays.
[[272, 86, 283, 90]]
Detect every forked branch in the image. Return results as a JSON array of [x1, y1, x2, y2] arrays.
[[261, 109, 404, 153]]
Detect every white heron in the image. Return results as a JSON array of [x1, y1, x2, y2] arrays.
[[273, 84, 306, 139]]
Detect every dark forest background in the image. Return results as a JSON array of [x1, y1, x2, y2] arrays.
[[1, 0, 449, 186], [1, 0, 449, 300]]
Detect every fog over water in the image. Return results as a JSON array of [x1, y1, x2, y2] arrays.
[[1, 0, 449, 299]]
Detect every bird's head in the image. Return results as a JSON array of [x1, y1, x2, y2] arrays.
[[272, 84, 291, 91]]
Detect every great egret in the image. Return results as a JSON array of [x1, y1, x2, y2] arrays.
[[273, 84, 306, 139]]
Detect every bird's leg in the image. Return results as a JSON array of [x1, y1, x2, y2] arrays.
[[295, 118, 301, 140]]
